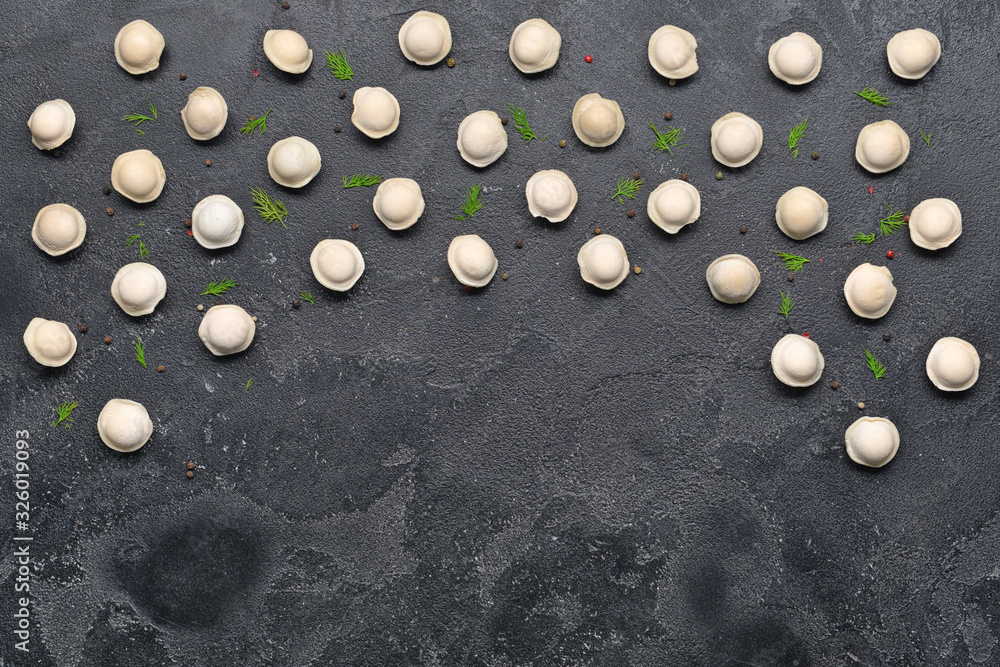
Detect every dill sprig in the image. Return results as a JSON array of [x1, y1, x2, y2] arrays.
[[324, 49, 354, 80], [299, 290, 315, 304], [788, 118, 808, 159], [778, 291, 795, 320], [245, 379, 253, 391], [125, 234, 149, 259], [920, 130, 932, 146], [878, 205, 907, 236], [343, 174, 383, 189], [455, 183, 485, 221], [853, 87, 893, 107], [773, 251, 810, 273], [239, 109, 271, 136], [122, 93, 157, 134], [51, 401, 79, 430], [134, 337, 146, 368], [864, 348, 886, 380], [611, 177, 644, 205], [250, 186, 289, 228], [851, 232, 877, 245], [201, 278, 237, 296], [507, 103, 545, 143], [649, 122, 686, 154]]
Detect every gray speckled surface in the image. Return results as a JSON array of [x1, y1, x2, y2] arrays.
[[1, 0, 999, 665]]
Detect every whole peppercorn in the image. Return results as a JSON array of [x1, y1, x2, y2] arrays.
[[102, 186, 111, 195], [668, 79, 677, 86], [351, 223, 359, 230], [215, 300, 222, 306], [787, 273, 795, 282], [739, 225, 747, 234], [338, 90, 346, 99], [334, 125, 342, 133], [187, 462, 195, 470], [500, 117, 509, 126], [186, 471, 194, 478], [197, 304, 204, 312], [715, 171, 724, 180], [678, 173, 687, 181], [594, 227, 602, 235], [811, 151, 819, 160], [627, 209, 635, 218], [52, 149, 61, 158], [292, 299, 301, 309], [179, 72, 187, 80], [446, 58, 456, 67], [78, 323, 87, 333], [252, 316, 258, 322], [106, 207, 114, 216], [205, 159, 212, 167], [634, 172, 641, 180], [830, 381, 839, 390], [584, 54, 593, 63], [282, 1, 290, 8], [501, 273, 509, 280], [857, 402, 866, 410], [633, 266, 642, 274], [882, 332, 892, 342], [559, 139, 567, 148], [157, 365, 166, 373], [184, 218, 193, 228], [886, 250, 895, 259], [514, 238, 524, 248], [664, 112, 673, 121], [104, 336, 112, 344]]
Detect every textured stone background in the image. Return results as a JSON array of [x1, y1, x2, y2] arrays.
[[1, 0, 998, 665]]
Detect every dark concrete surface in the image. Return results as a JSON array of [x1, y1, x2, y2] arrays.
[[1, 0, 998, 665]]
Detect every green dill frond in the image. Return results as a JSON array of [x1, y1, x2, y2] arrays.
[[134, 337, 146, 368], [773, 251, 810, 273], [250, 186, 289, 228], [507, 103, 545, 143], [778, 291, 795, 320], [851, 232, 877, 245], [864, 348, 886, 380], [245, 378, 253, 391], [299, 290, 315, 304], [324, 49, 354, 80], [788, 118, 808, 158], [878, 205, 907, 236], [455, 183, 484, 221], [125, 234, 149, 258], [51, 400, 79, 430], [240, 109, 272, 136], [201, 278, 237, 296], [611, 177, 644, 204], [123, 94, 157, 133], [649, 122, 686, 154], [342, 174, 384, 189], [920, 130, 932, 146], [853, 87, 893, 107]]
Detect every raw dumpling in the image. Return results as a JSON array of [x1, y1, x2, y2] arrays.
[[647, 25, 698, 79], [509, 19, 561, 73], [711, 113, 763, 167]]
